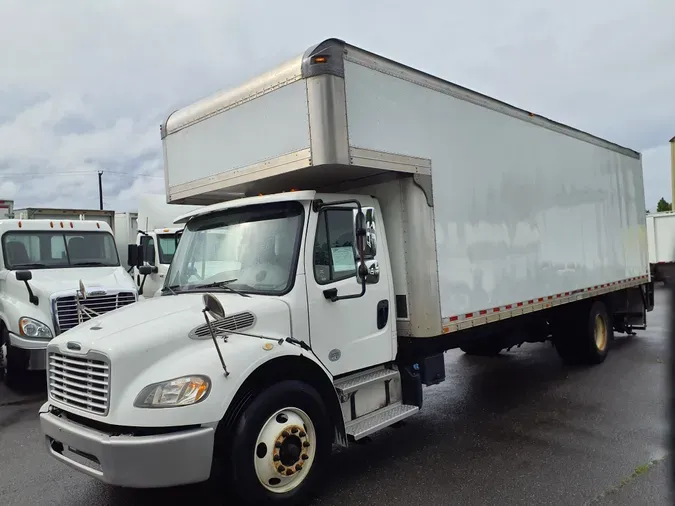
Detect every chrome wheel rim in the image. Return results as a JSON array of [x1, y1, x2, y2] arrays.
[[254, 407, 316, 493], [594, 314, 608, 351]]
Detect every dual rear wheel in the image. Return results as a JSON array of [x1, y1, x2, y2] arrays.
[[554, 300, 611, 365]]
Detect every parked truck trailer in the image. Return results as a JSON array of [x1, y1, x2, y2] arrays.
[[114, 212, 138, 268], [14, 207, 115, 230], [39, 39, 653, 505], [646, 210, 675, 284]]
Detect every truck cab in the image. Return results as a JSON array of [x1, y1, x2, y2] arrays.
[[0, 219, 138, 388], [131, 226, 184, 298]]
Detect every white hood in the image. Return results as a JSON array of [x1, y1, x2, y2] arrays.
[[27, 267, 136, 298], [49, 292, 291, 354]]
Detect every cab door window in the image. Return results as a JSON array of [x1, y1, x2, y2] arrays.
[[313, 209, 357, 284]]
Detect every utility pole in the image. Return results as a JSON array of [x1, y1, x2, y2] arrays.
[[670, 136, 675, 209], [98, 171, 103, 210]]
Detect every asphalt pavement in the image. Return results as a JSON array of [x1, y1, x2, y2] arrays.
[[0, 288, 671, 505]]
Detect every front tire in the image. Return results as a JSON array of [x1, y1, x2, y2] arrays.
[[218, 380, 331, 505], [2, 327, 30, 389]]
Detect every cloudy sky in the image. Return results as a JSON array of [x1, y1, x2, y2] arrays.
[[1, 0, 673, 212]]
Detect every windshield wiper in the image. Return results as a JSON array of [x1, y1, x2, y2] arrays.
[[190, 279, 251, 298], [72, 261, 113, 267], [161, 284, 179, 296], [12, 263, 48, 269]]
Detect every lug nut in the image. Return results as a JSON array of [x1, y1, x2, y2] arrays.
[[291, 427, 298, 433], [282, 431, 289, 438], [303, 441, 310, 447], [273, 455, 280, 461], [286, 469, 294, 476], [275, 442, 282, 448], [299, 431, 306, 437], [277, 465, 285, 473], [295, 464, 303, 471], [301, 454, 309, 460]]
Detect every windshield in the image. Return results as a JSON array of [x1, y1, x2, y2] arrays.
[[2, 231, 120, 269], [157, 233, 180, 265], [165, 201, 304, 295]]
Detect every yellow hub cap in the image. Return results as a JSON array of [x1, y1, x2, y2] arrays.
[[594, 314, 607, 351]]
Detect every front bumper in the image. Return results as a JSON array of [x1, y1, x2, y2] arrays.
[[39, 403, 215, 488]]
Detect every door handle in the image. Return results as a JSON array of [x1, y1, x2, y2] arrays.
[[377, 300, 389, 330]]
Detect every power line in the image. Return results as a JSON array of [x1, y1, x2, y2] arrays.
[[0, 171, 163, 179]]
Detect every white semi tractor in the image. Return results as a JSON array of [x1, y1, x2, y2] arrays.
[[0, 217, 138, 388], [39, 39, 653, 505]]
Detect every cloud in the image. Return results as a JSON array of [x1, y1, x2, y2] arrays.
[[0, 0, 673, 212]]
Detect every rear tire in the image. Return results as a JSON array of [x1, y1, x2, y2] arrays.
[[214, 380, 331, 505], [554, 301, 611, 365]]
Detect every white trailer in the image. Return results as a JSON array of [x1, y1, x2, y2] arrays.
[[40, 39, 653, 505], [14, 207, 115, 230], [646, 211, 675, 283], [114, 212, 138, 268], [0, 199, 14, 219]]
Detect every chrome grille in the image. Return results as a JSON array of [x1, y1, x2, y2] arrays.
[[48, 352, 110, 415], [190, 311, 256, 339], [55, 292, 136, 332]]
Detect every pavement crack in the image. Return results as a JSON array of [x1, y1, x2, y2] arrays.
[[584, 454, 668, 505]]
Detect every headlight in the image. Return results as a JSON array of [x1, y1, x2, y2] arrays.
[[19, 317, 53, 338], [134, 375, 211, 408]]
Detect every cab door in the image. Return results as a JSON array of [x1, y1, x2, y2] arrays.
[[137, 233, 162, 297], [304, 196, 395, 376]]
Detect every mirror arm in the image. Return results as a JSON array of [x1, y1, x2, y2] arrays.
[[22, 280, 39, 306], [138, 274, 148, 296]]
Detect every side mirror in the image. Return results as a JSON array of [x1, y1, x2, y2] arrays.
[[354, 210, 367, 256], [15, 270, 32, 282], [138, 265, 156, 276], [16, 270, 38, 306], [127, 244, 141, 268], [357, 259, 380, 284], [203, 293, 225, 320]]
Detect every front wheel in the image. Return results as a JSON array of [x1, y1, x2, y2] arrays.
[[217, 380, 332, 505], [1, 327, 30, 389]]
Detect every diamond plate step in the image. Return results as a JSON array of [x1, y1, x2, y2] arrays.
[[345, 402, 419, 440], [334, 367, 398, 400]]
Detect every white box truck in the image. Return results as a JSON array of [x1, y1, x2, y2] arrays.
[[646, 211, 675, 283], [39, 39, 653, 505], [127, 195, 202, 298], [0, 216, 138, 389]]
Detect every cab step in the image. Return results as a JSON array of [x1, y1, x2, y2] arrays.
[[345, 402, 419, 440], [334, 366, 398, 401]]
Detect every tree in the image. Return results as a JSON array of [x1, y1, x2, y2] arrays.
[[656, 198, 672, 212]]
